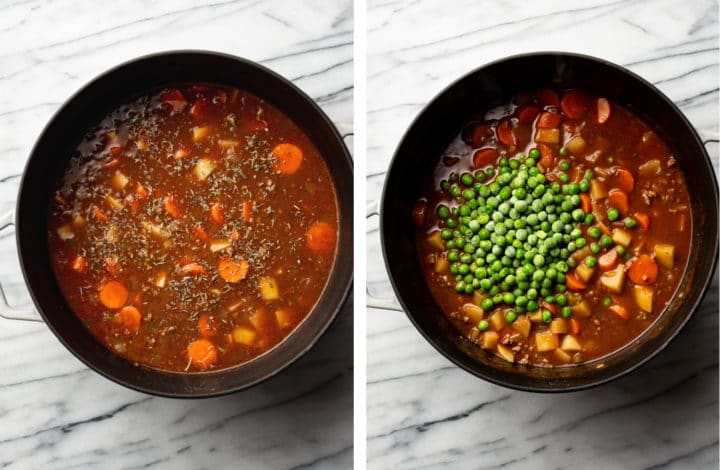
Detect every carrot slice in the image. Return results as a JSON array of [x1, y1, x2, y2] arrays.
[[218, 259, 250, 283], [174, 148, 189, 159], [197, 314, 217, 338], [190, 100, 209, 121], [579, 193, 591, 214], [242, 200, 252, 222], [134, 183, 149, 198], [161, 89, 185, 104], [566, 272, 588, 291], [71, 256, 86, 273], [496, 119, 516, 146], [537, 89, 560, 107], [608, 189, 630, 215], [210, 202, 224, 224], [98, 280, 128, 309], [516, 104, 540, 124], [469, 123, 490, 148], [194, 226, 209, 243], [536, 112, 563, 129], [634, 212, 650, 230], [598, 249, 619, 271], [164, 195, 182, 218], [541, 301, 558, 315], [560, 91, 588, 119], [609, 304, 630, 320], [569, 318, 581, 335], [187, 338, 217, 370], [307, 222, 337, 252], [114, 306, 142, 333], [272, 143, 303, 174], [627, 255, 658, 285], [473, 148, 497, 168], [597, 98, 611, 124], [615, 168, 635, 193], [92, 205, 109, 222], [537, 144, 554, 168]]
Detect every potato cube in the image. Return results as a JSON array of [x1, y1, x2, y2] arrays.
[[275, 309, 293, 328], [566, 136, 587, 155], [194, 158, 217, 180], [633, 285, 653, 313], [535, 331, 559, 352], [481, 331, 499, 349], [612, 229, 632, 247], [576, 262, 596, 283], [105, 195, 125, 211], [590, 179, 608, 200], [488, 311, 506, 331], [435, 257, 450, 273], [571, 300, 591, 317], [259, 277, 280, 300], [209, 240, 231, 252], [193, 125, 212, 142], [496, 344, 514, 363], [426, 231, 444, 250], [232, 327, 256, 346], [249, 309, 269, 330], [512, 316, 532, 338], [550, 318, 567, 334], [600, 266, 626, 293], [112, 171, 129, 190], [560, 334, 583, 351], [554, 348, 572, 363], [535, 128, 560, 144], [528, 310, 544, 323], [462, 304, 484, 323], [654, 244, 675, 269]]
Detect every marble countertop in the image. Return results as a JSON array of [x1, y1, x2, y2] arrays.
[[0, 1, 353, 469], [367, 0, 718, 469]]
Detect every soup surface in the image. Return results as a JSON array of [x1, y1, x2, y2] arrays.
[[48, 83, 338, 372], [416, 89, 691, 366]]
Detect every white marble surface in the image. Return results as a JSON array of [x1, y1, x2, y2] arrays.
[[0, 1, 353, 469], [367, 0, 718, 469]]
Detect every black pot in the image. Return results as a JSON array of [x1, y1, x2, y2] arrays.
[[1, 51, 353, 397], [377, 52, 718, 392]]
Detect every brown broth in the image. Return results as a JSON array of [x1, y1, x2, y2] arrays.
[[48, 84, 338, 372], [416, 90, 691, 367]]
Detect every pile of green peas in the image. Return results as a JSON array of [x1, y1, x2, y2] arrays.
[[436, 148, 621, 318]]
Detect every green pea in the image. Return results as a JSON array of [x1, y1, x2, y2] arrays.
[[584, 213, 595, 225], [542, 310, 553, 323], [575, 238, 587, 249], [478, 320, 489, 331], [451, 185, 461, 197], [607, 208, 620, 221], [529, 148, 540, 159], [556, 294, 567, 306], [559, 160, 570, 171], [561, 306, 572, 318], [584, 256, 597, 268], [603, 297, 612, 307], [461, 173, 474, 186], [527, 300, 539, 311], [588, 227, 601, 239], [455, 281, 466, 293], [505, 310, 517, 323], [600, 234, 613, 248], [559, 147, 568, 156], [579, 180, 590, 192], [616, 245, 626, 256], [437, 205, 450, 218], [559, 173, 569, 183], [441, 229, 453, 240], [590, 243, 600, 254], [624, 217, 638, 229]]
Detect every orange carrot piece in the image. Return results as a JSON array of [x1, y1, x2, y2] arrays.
[[218, 259, 250, 283], [496, 119, 516, 146], [627, 255, 658, 285], [190, 100, 209, 121], [272, 143, 304, 174], [104, 157, 121, 169], [579, 193, 592, 214], [473, 148, 497, 168], [92, 205, 109, 222], [194, 226, 209, 243], [536, 112, 563, 129], [180, 263, 207, 276], [608, 189, 630, 216], [560, 91, 588, 119], [306, 222, 337, 252], [197, 314, 217, 338], [516, 104, 540, 124], [537, 143, 554, 168], [541, 301, 558, 315], [105, 255, 121, 276], [161, 89, 185, 104], [569, 318, 581, 335], [187, 338, 217, 370], [242, 200, 252, 222], [71, 256, 86, 273], [98, 280, 128, 309], [210, 202, 224, 224], [536, 89, 560, 107], [634, 212, 650, 230], [598, 249, 619, 271], [174, 148, 189, 159], [135, 183, 149, 198], [108, 146, 122, 157], [164, 195, 182, 218], [615, 168, 635, 193], [565, 272, 588, 291], [469, 123, 490, 148], [609, 304, 630, 320], [114, 306, 142, 333], [597, 98, 611, 124]]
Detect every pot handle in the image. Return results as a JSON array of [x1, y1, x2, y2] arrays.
[[366, 200, 403, 312], [0, 211, 43, 322]]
